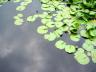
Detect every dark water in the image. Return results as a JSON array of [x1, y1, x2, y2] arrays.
[[0, 0, 96, 72]]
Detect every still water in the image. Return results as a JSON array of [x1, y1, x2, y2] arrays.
[[0, 0, 96, 72]]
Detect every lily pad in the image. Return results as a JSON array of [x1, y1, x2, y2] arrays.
[[55, 21, 64, 28], [65, 45, 76, 53], [89, 29, 96, 36], [16, 6, 26, 11], [80, 30, 89, 38], [70, 34, 81, 42], [27, 16, 37, 22], [37, 26, 48, 34], [55, 40, 66, 49], [74, 48, 90, 65], [91, 49, 96, 63], [82, 39, 94, 51], [44, 32, 57, 41]]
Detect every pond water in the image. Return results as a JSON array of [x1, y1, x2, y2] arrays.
[[0, 0, 96, 72]]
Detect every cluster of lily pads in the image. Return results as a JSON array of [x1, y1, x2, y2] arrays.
[[14, 0, 32, 11], [13, 0, 96, 65], [0, 0, 9, 6]]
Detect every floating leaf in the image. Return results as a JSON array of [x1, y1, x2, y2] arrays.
[[37, 26, 48, 34], [63, 25, 69, 31], [55, 28, 64, 35], [44, 32, 57, 41], [65, 45, 76, 53], [55, 21, 64, 28], [91, 38, 96, 46], [20, 2, 29, 6], [70, 34, 80, 42], [13, 0, 21, 3], [80, 30, 89, 38], [27, 16, 37, 22], [87, 52, 91, 56], [17, 13, 23, 17], [41, 18, 51, 24], [89, 29, 96, 36], [55, 40, 66, 49], [16, 6, 26, 11], [40, 0, 49, 3], [82, 40, 94, 51], [46, 21, 55, 28], [91, 49, 96, 63], [39, 12, 48, 18], [13, 16, 20, 19], [74, 48, 90, 65], [86, 20, 96, 30], [14, 19, 24, 25]]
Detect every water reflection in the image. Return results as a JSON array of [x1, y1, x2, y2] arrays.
[[0, 0, 96, 72]]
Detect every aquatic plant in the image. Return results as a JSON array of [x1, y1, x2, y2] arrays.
[[0, 0, 10, 6], [12, 0, 96, 65]]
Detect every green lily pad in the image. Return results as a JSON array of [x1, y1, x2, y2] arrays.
[[37, 26, 48, 34], [91, 49, 96, 63], [14, 19, 24, 25], [55, 28, 64, 35], [40, 0, 49, 3], [82, 40, 94, 51], [44, 32, 57, 41], [65, 45, 76, 53], [17, 13, 24, 17], [89, 29, 96, 36], [55, 21, 64, 28], [55, 40, 66, 49], [41, 18, 51, 24], [80, 30, 89, 38], [74, 48, 90, 65], [70, 34, 81, 42], [13, 0, 21, 3], [20, 2, 30, 6], [27, 16, 37, 22], [16, 6, 26, 11], [91, 38, 96, 46], [13, 16, 20, 20], [46, 21, 55, 28]]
